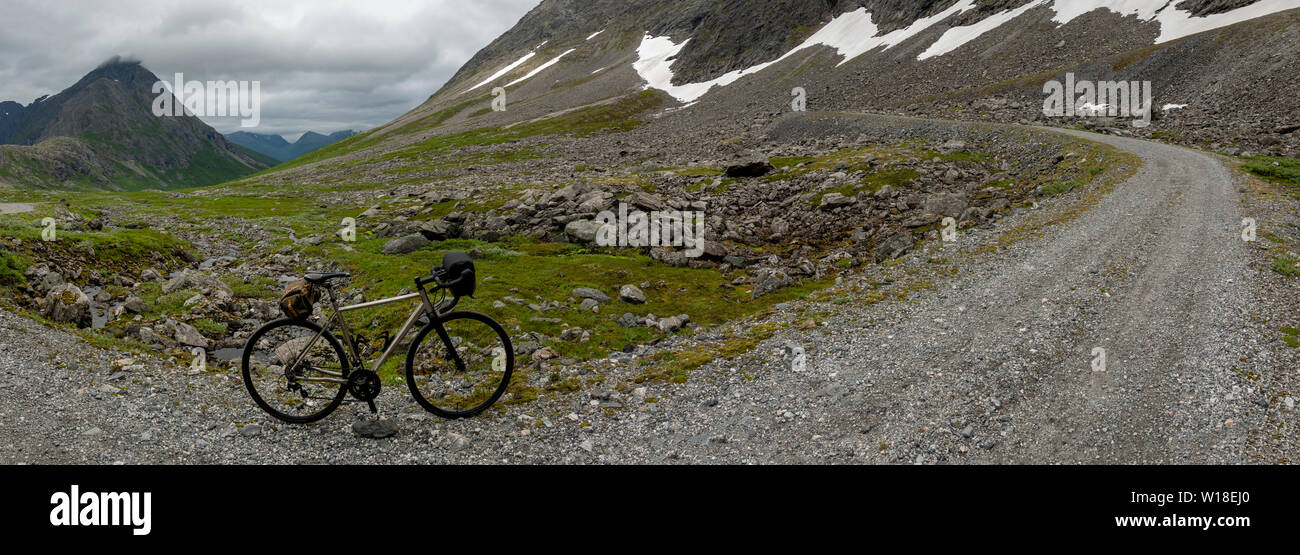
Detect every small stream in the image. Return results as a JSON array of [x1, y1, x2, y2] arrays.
[[81, 286, 111, 330]]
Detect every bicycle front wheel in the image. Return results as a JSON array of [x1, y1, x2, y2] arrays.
[[242, 319, 350, 424], [406, 311, 513, 419]]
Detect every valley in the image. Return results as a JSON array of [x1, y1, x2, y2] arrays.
[[1, 0, 1298, 465]]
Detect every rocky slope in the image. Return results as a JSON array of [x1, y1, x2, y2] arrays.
[[0, 58, 271, 190]]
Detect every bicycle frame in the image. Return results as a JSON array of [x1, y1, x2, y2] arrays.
[[286, 280, 459, 386]]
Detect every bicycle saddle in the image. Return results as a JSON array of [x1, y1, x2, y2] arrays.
[[304, 271, 350, 284]]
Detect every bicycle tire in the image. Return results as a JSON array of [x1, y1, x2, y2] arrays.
[[405, 311, 514, 419], [242, 318, 350, 424]]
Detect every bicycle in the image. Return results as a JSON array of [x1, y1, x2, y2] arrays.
[[240, 252, 514, 424]]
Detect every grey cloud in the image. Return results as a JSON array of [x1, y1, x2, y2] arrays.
[[0, 0, 541, 137]]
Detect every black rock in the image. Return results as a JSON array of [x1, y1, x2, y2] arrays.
[[352, 419, 399, 439]]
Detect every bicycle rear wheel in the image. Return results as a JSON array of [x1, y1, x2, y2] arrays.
[[242, 319, 350, 424], [405, 311, 513, 419]]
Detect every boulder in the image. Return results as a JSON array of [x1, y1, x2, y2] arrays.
[[579, 298, 600, 313], [171, 322, 210, 350], [619, 284, 646, 304], [650, 247, 690, 267], [122, 296, 151, 314], [38, 271, 65, 294], [381, 234, 430, 255], [564, 219, 604, 244], [417, 219, 459, 241], [571, 287, 611, 302], [819, 192, 855, 210], [657, 316, 685, 333], [162, 269, 234, 297], [875, 232, 915, 261], [627, 191, 665, 212], [43, 284, 92, 328], [923, 193, 969, 218], [751, 275, 789, 299]]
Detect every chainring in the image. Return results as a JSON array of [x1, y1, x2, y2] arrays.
[[347, 370, 381, 402]]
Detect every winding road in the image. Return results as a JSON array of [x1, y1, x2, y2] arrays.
[[0, 124, 1273, 464]]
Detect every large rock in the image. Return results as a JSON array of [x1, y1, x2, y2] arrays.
[[752, 275, 789, 299], [571, 287, 611, 302], [43, 284, 92, 328], [564, 219, 604, 244], [417, 219, 459, 241], [171, 322, 210, 350], [875, 232, 915, 261], [619, 284, 646, 304], [381, 233, 430, 255], [38, 271, 65, 294], [163, 269, 234, 297], [122, 296, 151, 314], [819, 192, 855, 210], [138, 326, 174, 347], [650, 247, 690, 267], [923, 193, 969, 218], [550, 181, 597, 203], [627, 191, 665, 212]]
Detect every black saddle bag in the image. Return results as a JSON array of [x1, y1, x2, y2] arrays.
[[441, 252, 476, 298]]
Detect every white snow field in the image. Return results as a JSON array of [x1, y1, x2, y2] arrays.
[[634, 0, 1298, 103]]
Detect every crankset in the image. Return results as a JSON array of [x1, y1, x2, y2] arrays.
[[347, 370, 381, 414]]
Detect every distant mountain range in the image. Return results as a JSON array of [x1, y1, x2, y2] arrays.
[[0, 58, 273, 190], [225, 130, 357, 162]]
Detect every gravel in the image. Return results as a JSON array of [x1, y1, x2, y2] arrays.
[[0, 125, 1287, 464]]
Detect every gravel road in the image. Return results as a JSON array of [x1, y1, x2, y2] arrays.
[[0, 126, 1275, 464]]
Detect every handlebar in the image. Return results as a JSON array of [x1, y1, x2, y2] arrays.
[[414, 268, 471, 290]]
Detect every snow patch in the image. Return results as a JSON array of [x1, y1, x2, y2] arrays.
[[587, 29, 605, 41], [1162, 103, 1187, 111], [1050, 0, 1299, 44], [506, 48, 576, 88], [633, 0, 982, 103], [919, 1, 1048, 60], [633, 0, 1299, 103], [466, 51, 536, 93]]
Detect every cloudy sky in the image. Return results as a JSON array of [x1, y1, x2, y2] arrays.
[[0, 0, 541, 139]]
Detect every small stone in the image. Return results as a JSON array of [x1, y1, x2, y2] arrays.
[[446, 433, 470, 452], [352, 419, 399, 439], [239, 424, 263, 437]]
